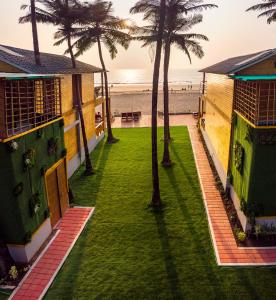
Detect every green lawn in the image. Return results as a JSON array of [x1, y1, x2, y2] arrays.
[[41, 127, 276, 299]]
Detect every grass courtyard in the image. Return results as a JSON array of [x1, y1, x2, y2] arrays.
[[2, 127, 276, 299]]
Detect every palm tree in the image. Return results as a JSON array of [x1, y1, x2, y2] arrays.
[[20, 0, 94, 175], [247, 0, 276, 23], [61, 1, 129, 145], [70, 0, 131, 144], [131, 0, 216, 167], [131, 0, 167, 207]]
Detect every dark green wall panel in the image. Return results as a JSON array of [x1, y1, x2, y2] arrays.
[[0, 119, 65, 245]]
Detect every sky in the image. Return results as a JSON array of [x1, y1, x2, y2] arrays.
[[0, 0, 276, 71]]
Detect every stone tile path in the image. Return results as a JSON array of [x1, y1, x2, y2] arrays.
[[9, 207, 94, 300], [189, 126, 276, 266]]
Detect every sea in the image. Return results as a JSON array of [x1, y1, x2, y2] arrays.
[[95, 68, 202, 87]]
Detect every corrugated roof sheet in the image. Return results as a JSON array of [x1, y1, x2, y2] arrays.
[[0, 45, 102, 74], [199, 49, 276, 75]]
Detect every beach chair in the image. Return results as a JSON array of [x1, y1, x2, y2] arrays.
[[133, 111, 142, 121], [121, 112, 134, 122], [121, 113, 128, 121]]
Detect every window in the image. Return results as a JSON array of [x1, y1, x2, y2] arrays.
[[72, 74, 82, 107]]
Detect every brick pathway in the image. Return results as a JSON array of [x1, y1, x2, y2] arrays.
[[9, 207, 94, 300], [189, 126, 276, 266]]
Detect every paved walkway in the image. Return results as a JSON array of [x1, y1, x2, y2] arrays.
[[9, 207, 94, 300], [112, 114, 196, 128], [189, 126, 276, 266]]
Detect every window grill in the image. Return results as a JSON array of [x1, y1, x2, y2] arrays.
[[234, 80, 276, 126], [0, 77, 61, 139]]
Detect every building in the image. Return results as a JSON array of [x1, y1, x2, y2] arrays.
[[199, 49, 276, 230], [0, 45, 105, 263]]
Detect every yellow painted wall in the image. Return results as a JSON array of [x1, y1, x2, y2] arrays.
[[204, 73, 234, 173], [60, 74, 96, 161], [239, 55, 276, 75]]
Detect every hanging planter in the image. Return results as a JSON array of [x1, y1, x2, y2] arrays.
[[23, 149, 36, 171], [48, 137, 59, 156]]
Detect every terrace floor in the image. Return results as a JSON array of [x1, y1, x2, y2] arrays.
[[112, 114, 196, 128]]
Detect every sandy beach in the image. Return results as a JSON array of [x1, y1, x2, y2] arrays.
[[109, 88, 200, 116]]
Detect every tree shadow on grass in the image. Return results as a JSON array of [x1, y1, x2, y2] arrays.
[[69, 139, 113, 207], [164, 166, 227, 299], [170, 143, 199, 193], [153, 209, 184, 299], [169, 136, 261, 298]]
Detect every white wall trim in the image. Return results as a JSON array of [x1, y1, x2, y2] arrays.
[[7, 219, 52, 263], [67, 132, 105, 178], [200, 128, 227, 189]]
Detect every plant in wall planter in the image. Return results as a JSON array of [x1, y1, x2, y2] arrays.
[[234, 142, 244, 174], [23, 149, 36, 171], [7, 140, 19, 152], [245, 125, 253, 143], [29, 193, 41, 217], [48, 137, 59, 156]]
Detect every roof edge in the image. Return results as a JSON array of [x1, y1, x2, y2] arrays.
[[0, 56, 30, 74], [199, 49, 276, 75]]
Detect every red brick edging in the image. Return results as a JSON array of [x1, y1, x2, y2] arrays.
[[9, 207, 94, 300], [189, 126, 276, 266]]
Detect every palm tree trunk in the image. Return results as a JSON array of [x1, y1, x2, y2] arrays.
[[76, 82, 94, 175], [151, 0, 166, 208], [67, 36, 93, 175], [97, 37, 117, 144], [30, 0, 41, 65], [67, 35, 76, 69], [162, 39, 172, 167]]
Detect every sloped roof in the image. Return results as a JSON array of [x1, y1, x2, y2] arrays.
[[199, 49, 276, 75], [0, 45, 102, 74]]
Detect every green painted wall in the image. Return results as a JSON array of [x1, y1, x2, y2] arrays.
[[231, 114, 276, 217], [0, 119, 65, 245]]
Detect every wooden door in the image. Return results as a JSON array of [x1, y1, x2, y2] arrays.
[[46, 160, 69, 228], [57, 161, 69, 216], [46, 170, 61, 228]]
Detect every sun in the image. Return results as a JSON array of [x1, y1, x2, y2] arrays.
[[124, 19, 133, 27]]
